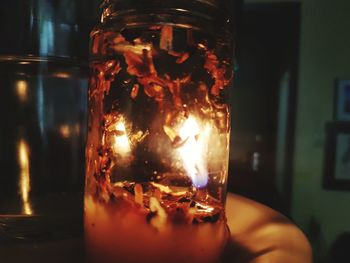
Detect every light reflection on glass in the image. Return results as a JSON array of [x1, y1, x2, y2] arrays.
[[59, 123, 82, 139], [37, 77, 45, 137], [52, 72, 71, 79], [16, 80, 28, 103], [40, 20, 54, 55], [74, 123, 81, 134], [59, 124, 71, 139], [17, 139, 33, 215]]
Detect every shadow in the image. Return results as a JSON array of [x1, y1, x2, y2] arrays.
[[329, 232, 350, 263], [221, 238, 276, 263]]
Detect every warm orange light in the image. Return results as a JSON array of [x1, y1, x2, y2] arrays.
[[18, 139, 33, 215], [74, 123, 81, 134], [59, 124, 71, 139], [178, 116, 210, 188], [53, 72, 71, 78], [160, 25, 173, 51], [16, 80, 28, 103], [111, 118, 131, 156]]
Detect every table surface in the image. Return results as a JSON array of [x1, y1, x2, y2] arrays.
[[0, 193, 312, 263]]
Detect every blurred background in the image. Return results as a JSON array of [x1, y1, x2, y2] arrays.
[[229, 1, 350, 262], [0, 0, 349, 262]]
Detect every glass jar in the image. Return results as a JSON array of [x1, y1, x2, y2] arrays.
[[85, 1, 234, 262], [0, 0, 96, 243], [0, 57, 87, 241]]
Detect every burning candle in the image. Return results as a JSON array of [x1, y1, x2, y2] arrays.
[[177, 116, 210, 188], [85, 1, 233, 262]]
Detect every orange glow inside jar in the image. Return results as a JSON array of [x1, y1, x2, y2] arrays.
[[85, 2, 234, 262]]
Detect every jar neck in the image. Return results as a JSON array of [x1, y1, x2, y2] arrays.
[[99, 0, 233, 34]]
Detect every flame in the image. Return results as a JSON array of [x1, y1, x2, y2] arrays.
[[18, 139, 33, 215], [178, 116, 210, 188], [111, 119, 131, 156]]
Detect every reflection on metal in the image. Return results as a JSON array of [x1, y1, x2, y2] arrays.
[[16, 80, 28, 103], [18, 139, 33, 215]]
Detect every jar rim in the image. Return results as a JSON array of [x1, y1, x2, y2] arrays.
[[99, 0, 233, 26], [101, 0, 220, 9]]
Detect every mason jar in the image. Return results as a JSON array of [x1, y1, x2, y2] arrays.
[[84, 1, 234, 262]]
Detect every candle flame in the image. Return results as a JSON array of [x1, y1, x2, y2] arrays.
[[111, 119, 131, 156], [178, 116, 209, 188], [18, 139, 33, 215]]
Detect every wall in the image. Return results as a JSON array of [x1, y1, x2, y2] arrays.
[[245, 0, 350, 255], [291, 0, 350, 254], [245, 0, 299, 2]]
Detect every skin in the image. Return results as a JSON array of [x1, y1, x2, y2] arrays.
[[223, 193, 313, 263]]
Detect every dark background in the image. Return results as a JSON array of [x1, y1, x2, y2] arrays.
[[0, 1, 350, 262]]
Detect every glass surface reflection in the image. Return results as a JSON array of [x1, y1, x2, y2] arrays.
[[17, 138, 33, 215], [0, 0, 97, 244], [0, 58, 87, 242]]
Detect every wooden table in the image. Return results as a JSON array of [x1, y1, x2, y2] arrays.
[[0, 193, 312, 263]]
